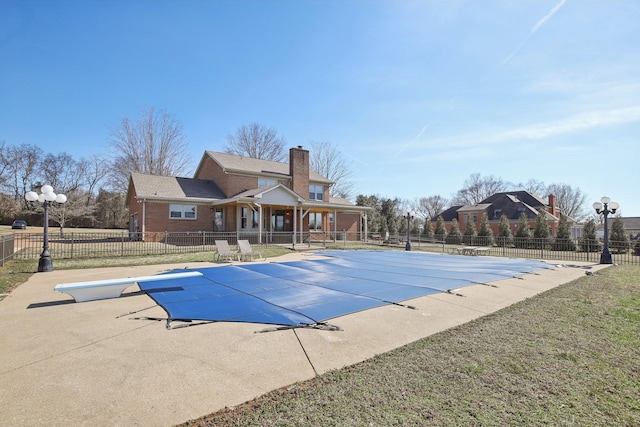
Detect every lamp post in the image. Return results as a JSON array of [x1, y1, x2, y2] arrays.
[[592, 196, 619, 265], [404, 211, 414, 251], [25, 185, 67, 272]]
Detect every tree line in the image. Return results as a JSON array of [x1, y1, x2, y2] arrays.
[[1, 107, 599, 233]]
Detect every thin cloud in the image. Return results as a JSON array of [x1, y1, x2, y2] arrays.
[[392, 122, 433, 159], [502, 0, 568, 66], [438, 106, 640, 148]]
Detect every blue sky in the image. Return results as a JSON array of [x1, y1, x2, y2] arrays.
[[2, 0, 639, 215]]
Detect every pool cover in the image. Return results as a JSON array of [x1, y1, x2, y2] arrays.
[[138, 250, 552, 328]]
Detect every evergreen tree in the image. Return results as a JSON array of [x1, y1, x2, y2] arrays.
[[477, 212, 494, 247], [609, 216, 630, 253], [552, 213, 576, 251], [388, 216, 398, 241], [533, 209, 550, 249], [579, 218, 601, 252], [423, 220, 434, 241], [462, 219, 477, 245], [434, 216, 447, 242], [496, 214, 512, 247], [398, 216, 407, 233], [445, 218, 463, 244], [514, 212, 531, 248], [411, 218, 421, 236]]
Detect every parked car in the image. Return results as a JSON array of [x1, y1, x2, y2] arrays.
[[11, 220, 27, 229]]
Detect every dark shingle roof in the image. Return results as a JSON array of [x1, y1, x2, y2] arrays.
[[129, 172, 225, 202], [205, 151, 333, 184]]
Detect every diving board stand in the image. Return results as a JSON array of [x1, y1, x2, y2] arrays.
[[54, 271, 203, 302]]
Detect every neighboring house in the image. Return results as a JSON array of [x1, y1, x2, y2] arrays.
[[620, 217, 640, 238], [126, 146, 370, 243], [433, 191, 561, 236]]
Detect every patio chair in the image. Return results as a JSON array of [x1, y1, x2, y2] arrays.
[[214, 240, 239, 262], [238, 239, 264, 261]]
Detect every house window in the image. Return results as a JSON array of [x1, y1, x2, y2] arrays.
[[258, 178, 277, 188], [169, 204, 196, 219], [309, 212, 323, 230], [493, 209, 502, 220], [240, 207, 259, 229], [240, 207, 248, 229], [213, 207, 224, 231], [329, 212, 334, 223], [309, 184, 323, 201]]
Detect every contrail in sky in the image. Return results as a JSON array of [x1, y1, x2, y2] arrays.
[[502, 0, 568, 66], [393, 122, 433, 159]]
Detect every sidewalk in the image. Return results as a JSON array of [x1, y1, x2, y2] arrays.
[[0, 253, 607, 426]]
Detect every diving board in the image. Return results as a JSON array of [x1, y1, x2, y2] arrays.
[[54, 271, 203, 302]]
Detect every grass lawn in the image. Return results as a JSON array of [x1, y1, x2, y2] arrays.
[[181, 264, 640, 427]]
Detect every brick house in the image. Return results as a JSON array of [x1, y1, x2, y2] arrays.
[[433, 191, 561, 236], [126, 146, 370, 243]]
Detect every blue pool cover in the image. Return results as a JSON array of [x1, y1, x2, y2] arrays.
[[138, 250, 552, 328]]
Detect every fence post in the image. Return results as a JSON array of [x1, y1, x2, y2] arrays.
[[70, 232, 74, 259]]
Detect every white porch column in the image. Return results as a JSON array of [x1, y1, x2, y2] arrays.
[[299, 206, 303, 244], [293, 205, 297, 246], [363, 212, 368, 242], [141, 199, 146, 234], [258, 204, 263, 244]]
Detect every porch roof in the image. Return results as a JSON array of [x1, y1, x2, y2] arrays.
[[211, 184, 371, 212]]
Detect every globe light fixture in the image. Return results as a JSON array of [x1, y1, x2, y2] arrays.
[[25, 186, 67, 272], [592, 196, 619, 264], [404, 211, 415, 251]]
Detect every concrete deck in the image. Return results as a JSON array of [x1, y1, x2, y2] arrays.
[[0, 252, 607, 426]]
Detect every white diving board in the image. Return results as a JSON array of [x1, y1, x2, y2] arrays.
[[54, 271, 203, 302]]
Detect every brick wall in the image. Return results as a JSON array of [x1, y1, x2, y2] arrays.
[[289, 146, 309, 197], [133, 201, 213, 233]]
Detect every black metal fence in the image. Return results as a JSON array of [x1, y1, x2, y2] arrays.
[[352, 233, 640, 265], [6, 230, 640, 265], [9, 231, 306, 260], [0, 234, 14, 267]]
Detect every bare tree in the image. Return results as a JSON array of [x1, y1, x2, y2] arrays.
[[41, 153, 83, 194], [80, 155, 111, 206], [5, 144, 43, 206], [109, 108, 192, 192], [452, 173, 509, 205], [224, 123, 287, 161], [0, 141, 10, 191], [547, 183, 588, 220], [518, 178, 547, 198], [309, 141, 355, 199], [416, 194, 449, 220]]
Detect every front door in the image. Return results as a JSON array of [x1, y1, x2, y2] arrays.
[[272, 210, 285, 231]]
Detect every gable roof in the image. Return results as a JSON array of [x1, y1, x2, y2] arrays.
[[198, 151, 333, 184], [433, 205, 463, 222], [480, 191, 548, 207], [620, 217, 640, 231], [210, 183, 304, 206], [127, 172, 225, 204]]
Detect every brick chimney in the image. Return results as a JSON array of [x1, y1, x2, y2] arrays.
[[289, 146, 309, 197], [548, 194, 558, 217]]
